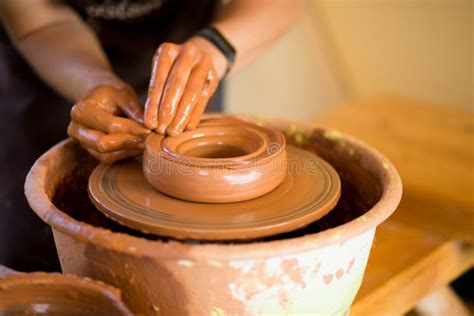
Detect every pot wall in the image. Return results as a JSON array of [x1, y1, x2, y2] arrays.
[[53, 227, 374, 315]]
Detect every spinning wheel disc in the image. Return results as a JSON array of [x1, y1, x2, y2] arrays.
[[88, 146, 341, 240]]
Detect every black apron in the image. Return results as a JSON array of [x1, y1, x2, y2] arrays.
[[0, 0, 221, 272]]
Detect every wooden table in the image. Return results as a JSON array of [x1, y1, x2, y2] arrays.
[[314, 97, 474, 315]]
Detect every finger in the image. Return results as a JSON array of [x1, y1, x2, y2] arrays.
[[144, 43, 180, 130], [68, 121, 104, 150], [157, 42, 201, 134], [116, 85, 146, 124], [68, 122, 146, 153], [86, 148, 143, 164], [86, 85, 145, 124], [99, 133, 146, 152], [166, 55, 212, 136], [71, 100, 150, 135], [186, 70, 219, 131], [85, 86, 121, 114]]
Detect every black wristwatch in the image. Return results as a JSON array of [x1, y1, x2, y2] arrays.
[[194, 26, 236, 76]]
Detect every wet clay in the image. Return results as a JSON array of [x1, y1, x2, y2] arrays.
[[68, 85, 151, 164], [25, 116, 402, 315], [144, 42, 219, 135], [89, 145, 340, 240], [50, 140, 378, 244], [143, 117, 288, 203], [0, 272, 132, 315]]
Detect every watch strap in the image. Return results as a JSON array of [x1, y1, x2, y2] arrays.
[[194, 26, 236, 76]]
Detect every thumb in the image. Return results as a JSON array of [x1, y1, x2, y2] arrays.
[[116, 85, 145, 124]]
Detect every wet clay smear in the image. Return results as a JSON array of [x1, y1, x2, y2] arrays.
[[52, 137, 381, 244], [52, 162, 164, 241]]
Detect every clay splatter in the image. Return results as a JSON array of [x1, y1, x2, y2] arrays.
[[332, 230, 344, 241], [256, 118, 266, 127], [211, 307, 225, 316], [208, 260, 223, 268], [294, 132, 305, 145], [177, 260, 194, 268], [286, 124, 300, 136], [313, 262, 321, 274], [278, 288, 290, 309], [286, 124, 306, 145], [346, 257, 355, 274], [281, 258, 306, 288], [323, 129, 343, 141], [323, 274, 334, 285]]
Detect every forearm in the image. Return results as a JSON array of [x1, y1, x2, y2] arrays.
[[1, 0, 117, 101], [17, 20, 118, 101], [212, 0, 306, 75]]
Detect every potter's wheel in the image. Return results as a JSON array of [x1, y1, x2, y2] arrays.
[[88, 146, 341, 240]]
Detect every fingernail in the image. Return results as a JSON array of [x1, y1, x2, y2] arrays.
[[157, 123, 167, 134], [167, 127, 179, 136], [136, 129, 151, 136], [144, 115, 157, 130], [135, 116, 145, 125], [146, 120, 157, 130]]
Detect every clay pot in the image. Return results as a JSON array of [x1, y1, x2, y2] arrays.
[[143, 118, 287, 203], [25, 116, 402, 315], [0, 271, 132, 315]]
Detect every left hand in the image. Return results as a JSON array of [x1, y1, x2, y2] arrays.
[[144, 38, 226, 136], [68, 83, 150, 164]]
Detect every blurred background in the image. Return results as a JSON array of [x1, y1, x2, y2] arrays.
[[226, 0, 472, 118], [227, 2, 473, 314]]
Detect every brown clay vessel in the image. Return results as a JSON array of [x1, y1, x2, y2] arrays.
[[25, 115, 403, 315], [143, 117, 287, 203], [0, 270, 132, 315]]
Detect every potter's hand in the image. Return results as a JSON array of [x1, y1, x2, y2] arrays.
[[68, 84, 151, 164], [144, 39, 224, 136]]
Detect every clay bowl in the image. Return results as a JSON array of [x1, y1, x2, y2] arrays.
[[143, 117, 287, 203], [0, 272, 132, 315], [25, 116, 402, 315]]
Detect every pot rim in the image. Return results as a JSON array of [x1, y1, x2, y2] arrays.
[[0, 272, 132, 315], [25, 117, 402, 261], [146, 118, 286, 168], [142, 120, 288, 204]]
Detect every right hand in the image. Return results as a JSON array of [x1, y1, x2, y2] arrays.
[[68, 84, 151, 164], [143, 40, 221, 136]]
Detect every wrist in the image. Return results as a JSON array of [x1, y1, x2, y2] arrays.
[[189, 36, 228, 80], [85, 71, 125, 95]]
